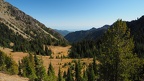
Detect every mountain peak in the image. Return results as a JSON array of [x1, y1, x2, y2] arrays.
[[90, 27, 96, 30]]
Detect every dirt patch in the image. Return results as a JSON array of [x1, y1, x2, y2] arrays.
[[0, 73, 29, 81]]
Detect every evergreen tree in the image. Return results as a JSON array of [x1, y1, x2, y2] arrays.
[[99, 20, 140, 81], [87, 64, 95, 81], [82, 70, 88, 81], [47, 62, 57, 81], [57, 67, 63, 81], [21, 55, 36, 80], [0, 50, 18, 75], [63, 71, 67, 79], [18, 60, 22, 76], [0, 50, 6, 71], [92, 56, 97, 75], [34, 55, 47, 81], [66, 68, 73, 81], [47, 62, 55, 76], [75, 60, 82, 81], [45, 46, 52, 56]]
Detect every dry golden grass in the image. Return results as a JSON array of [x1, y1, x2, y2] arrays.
[[0, 46, 93, 76], [0, 72, 29, 81], [49, 45, 71, 58]]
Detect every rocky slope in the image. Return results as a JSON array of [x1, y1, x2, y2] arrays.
[[0, 0, 66, 42]]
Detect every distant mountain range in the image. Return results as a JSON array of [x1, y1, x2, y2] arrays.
[[64, 25, 110, 42], [54, 29, 70, 36]]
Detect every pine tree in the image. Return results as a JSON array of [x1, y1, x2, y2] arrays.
[[82, 70, 88, 81], [34, 55, 47, 81], [87, 64, 95, 81], [18, 60, 22, 76], [66, 68, 73, 81], [63, 71, 67, 79], [0, 50, 6, 71], [47, 62, 57, 81], [21, 55, 36, 80], [75, 60, 82, 81], [99, 20, 140, 81], [92, 56, 97, 75], [0, 50, 18, 75], [47, 62, 55, 76], [45, 46, 52, 56], [58, 67, 63, 81]]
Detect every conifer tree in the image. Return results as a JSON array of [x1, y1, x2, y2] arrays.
[[92, 56, 97, 75], [0, 50, 18, 75], [75, 60, 82, 81], [66, 68, 73, 81], [58, 67, 63, 81], [47, 62, 55, 76], [63, 71, 67, 79], [34, 55, 47, 81], [82, 70, 88, 81], [99, 20, 140, 81], [87, 64, 95, 81], [18, 60, 22, 76], [45, 46, 52, 56], [47, 62, 57, 81], [21, 55, 36, 80]]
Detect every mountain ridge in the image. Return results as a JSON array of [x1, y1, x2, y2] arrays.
[[54, 29, 70, 36], [0, 0, 68, 54], [0, 0, 66, 41], [65, 25, 110, 42]]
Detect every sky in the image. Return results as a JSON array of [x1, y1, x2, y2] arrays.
[[5, 0, 144, 31]]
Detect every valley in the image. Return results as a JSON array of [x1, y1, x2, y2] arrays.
[[0, 46, 93, 76], [0, 0, 144, 81]]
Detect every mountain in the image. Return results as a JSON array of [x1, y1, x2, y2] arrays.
[[54, 29, 70, 36], [64, 25, 110, 43], [0, 0, 68, 54], [68, 15, 144, 58], [127, 16, 144, 57]]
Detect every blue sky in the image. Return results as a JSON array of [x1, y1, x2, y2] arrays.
[[5, 0, 144, 31]]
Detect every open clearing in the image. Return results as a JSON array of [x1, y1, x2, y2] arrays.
[[0, 46, 93, 76]]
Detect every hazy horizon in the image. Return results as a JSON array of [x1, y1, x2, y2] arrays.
[[6, 0, 144, 31]]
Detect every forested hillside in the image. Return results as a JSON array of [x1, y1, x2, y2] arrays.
[[65, 25, 109, 43], [69, 20, 144, 80], [0, 0, 68, 55], [127, 16, 144, 58]]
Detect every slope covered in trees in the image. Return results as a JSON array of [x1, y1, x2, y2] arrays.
[[0, 0, 68, 55], [0, 22, 52, 55], [69, 19, 144, 81], [127, 16, 144, 58], [65, 25, 109, 43], [69, 16, 144, 58], [0, 0, 67, 43]]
